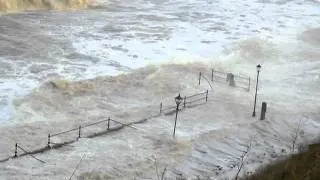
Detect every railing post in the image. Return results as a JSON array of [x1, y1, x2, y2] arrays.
[[107, 117, 110, 130], [14, 143, 18, 157], [206, 90, 208, 102], [47, 134, 51, 147], [199, 72, 201, 85], [160, 102, 162, 114], [211, 69, 214, 82], [183, 96, 186, 108], [78, 126, 81, 138]]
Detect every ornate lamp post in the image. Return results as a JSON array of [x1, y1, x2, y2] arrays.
[[173, 94, 183, 137], [252, 64, 262, 117]]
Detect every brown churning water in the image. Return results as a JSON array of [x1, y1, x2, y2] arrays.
[[0, 0, 92, 12]]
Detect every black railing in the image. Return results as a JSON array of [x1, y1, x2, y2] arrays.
[[159, 90, 209, 115], [201, 68, 251, 91], [0, 67, 251, 164], [0, 89, 210, 163]]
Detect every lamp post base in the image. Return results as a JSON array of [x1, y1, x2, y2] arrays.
[[252, 111, 256, 117]]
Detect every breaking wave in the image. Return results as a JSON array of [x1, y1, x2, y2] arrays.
[[0, 0, 95, 12], [13, 63, 209, 123]]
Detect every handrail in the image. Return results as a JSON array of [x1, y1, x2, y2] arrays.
[[1, 72, 214, 163], [186, 97, 207, 104], [186, 91, 207, 99], [82, 119, 108, 128], [51, 127, 79, 137]]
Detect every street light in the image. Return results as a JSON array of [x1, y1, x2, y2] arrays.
[[252, 64, 262, 117], [173, 93, 183, 137]]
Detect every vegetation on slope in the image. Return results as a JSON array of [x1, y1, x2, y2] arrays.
[[243, 143, 320, 180]]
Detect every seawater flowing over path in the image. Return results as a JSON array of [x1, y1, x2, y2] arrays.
[[0, 0, 319, 123]]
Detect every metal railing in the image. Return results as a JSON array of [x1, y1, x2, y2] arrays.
[[0, 89, 211, 163], [200, 68, 251, 91], [159, 90, 209, 115], [0, 67, 250, 163]]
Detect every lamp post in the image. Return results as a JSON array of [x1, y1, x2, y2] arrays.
[[173, 93, 183, 137], [252, 64, 262, 117]]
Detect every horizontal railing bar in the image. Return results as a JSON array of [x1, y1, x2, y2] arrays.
[[234, 78, 249, 82], [235, 86, 249, 90], [213, 70, 226, 74], [235, 82, 250, 85], [215, 72, 226, 75], [186, 97, 206, 104], [51, 127, 79, 137], [238, 84, 249, 87], [234, 77, 249, 81], [212, 75, 226, 79], [110, 119, 138, 130], [235, 76, 249, 80], [213, 71, 249, 80], [82, 119, 108, 128], [162, 106, 177, 111], [186, 91, 207, 98], [17, 145, 46, 163], [0, 157, 10, 163]]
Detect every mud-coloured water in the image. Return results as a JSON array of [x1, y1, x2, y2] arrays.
[[0, 1, 319, 179], [0, 0, 319, 122]]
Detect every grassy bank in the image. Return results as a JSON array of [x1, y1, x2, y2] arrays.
[[243, 143, 320, 180]]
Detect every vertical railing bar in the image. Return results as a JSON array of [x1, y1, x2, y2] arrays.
[[78, 126, 81, 139], [107, 117, 110, 130], [206, 90, 208, 102], [14, 143, 18, 157], [48, 134, 51, 147]]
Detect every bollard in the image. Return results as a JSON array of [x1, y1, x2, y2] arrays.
[[14, 143, 18, 157], [226, 73, 231, 82], [260, 102, 267, 120], [199, 72, 202, 85], [47, 134, 51, 147], [227, 73, 235, 87], [160, 102, 162, 114], [107, 117, 110, 130], [183, 96, 186, 108], [78, 126, 81, 138], [206, 90, 208, 102]]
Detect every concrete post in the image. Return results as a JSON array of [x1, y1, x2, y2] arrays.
[[226, 73, 231, 81], [227, 73, 235, 87], [260, 102, 267, 120]]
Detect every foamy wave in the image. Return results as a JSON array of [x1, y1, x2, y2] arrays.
[[0, 0, 96, 12], [13, 63, 209, 123]]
